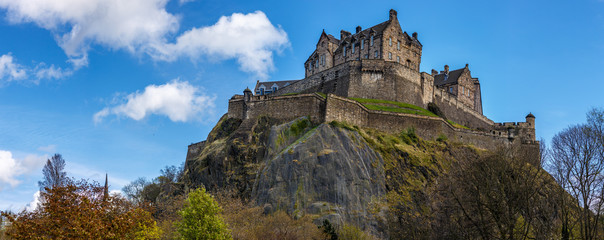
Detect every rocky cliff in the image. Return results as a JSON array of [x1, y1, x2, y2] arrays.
[[183, 114, 486, 237]]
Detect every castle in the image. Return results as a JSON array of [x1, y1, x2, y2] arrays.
[[228, 9, 538, 159]]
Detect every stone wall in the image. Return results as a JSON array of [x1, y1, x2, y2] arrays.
[[433, 88, 494, 130], [324, 94, 535, 151], [229, 93, 326, 125], [228, 92, 537, 153]]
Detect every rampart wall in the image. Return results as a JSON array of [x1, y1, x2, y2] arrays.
[[228, 92, 537, 154], [228, 93, 326, 125]]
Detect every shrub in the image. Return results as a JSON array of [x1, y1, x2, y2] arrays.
[[176, 188, 231, 240]]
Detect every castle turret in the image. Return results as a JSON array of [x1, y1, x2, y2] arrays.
[[244, 87, 252, 102], [526, 112, 535, 127]]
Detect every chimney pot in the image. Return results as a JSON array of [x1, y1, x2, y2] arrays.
[[412, 32, 418, 39], [444, 65, 449, 74], [356, 26, 362, 33]]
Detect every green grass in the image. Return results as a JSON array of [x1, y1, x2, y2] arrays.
[[447, 120, 469, 129], [349, 97, 438, 117]]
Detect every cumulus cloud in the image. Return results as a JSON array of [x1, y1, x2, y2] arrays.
[[0, 1, 289, 77], [0, 150, 47, 190], [0, 54, 27, 83], [25, 191, 41, 211], [94, 80, 215, 123], [151, 11, 289, 78], [0, 0, 179, 68]]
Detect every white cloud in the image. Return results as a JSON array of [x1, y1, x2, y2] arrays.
[[0, 54, 27, 83], [0, 1, 289, 77], [25, 191, 41, 211], [151, 11, 289, 78], [0, 150, 47, 190], [0, 0, 179, 67], [35, 64, 73, 80], [94, 80, 215, 123]]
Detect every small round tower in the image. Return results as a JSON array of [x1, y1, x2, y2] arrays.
[[526, 112, 535, 127], [243, 87, 252, 102]]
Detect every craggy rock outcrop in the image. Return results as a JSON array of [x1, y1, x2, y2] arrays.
[[184, 115, 385, 227], [253, 120, 385, 228], [183, 114, 480, 237]]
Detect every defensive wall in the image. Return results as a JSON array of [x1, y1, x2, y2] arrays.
[[226, 91, 538, 154]]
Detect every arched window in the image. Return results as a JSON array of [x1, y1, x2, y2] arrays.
[[370, 35, 374, 46]]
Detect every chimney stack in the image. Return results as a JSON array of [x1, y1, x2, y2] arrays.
[[340, 30, 351, 40], [431, 69, 438, 76], [465, 63, 469, 68], [389, 9, 397, 20], [356, 26, 362, 33], [412, 32, 418, 39], [444, 65, 449, 74]]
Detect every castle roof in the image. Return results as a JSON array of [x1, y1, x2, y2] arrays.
[[434, 68, 465, 86], [254, 79, 301, 93]]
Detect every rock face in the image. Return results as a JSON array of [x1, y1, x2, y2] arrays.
[[184, 115, 385, 228], [253, 120, 385, 227]]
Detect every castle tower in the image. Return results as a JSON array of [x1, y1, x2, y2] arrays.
[[526, 113, 535, 126], [243, 87, 252, 102]]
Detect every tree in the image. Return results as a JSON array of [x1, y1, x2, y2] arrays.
[[176, 187, 231, 240], [2, 179, 160, 239], [550, 108, 604, 240], [434, 146, 556, 239], [37, 153, 68, 191]]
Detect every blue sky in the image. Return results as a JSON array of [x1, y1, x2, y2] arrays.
[[1, 0, 603, 211]]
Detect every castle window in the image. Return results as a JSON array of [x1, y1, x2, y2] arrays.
[[462, 86, 465, 94], [315, 59, 318, 68], [364, 54, 368, 59], [272, 86, 278, 92], [374, 50, 378, 58], [397, 56, 400, 63], [389, 37, 392, 46], [343, 46, 347, 57], [397, 41, 400, 50], [361, 40, 364, 50], [260, 88, 265, 95], [370, 36, 374, 46], [449, 87, 453, 93], [352, 43, 355, 53], [388, 52, 392, 60]]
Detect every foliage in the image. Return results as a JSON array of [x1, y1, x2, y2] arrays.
[[1, 180, 159, 239], [337, 224, 376, 240], [315, 92, 327, 98], [436, 134, 448, 142], [37, 153, 69, 191], [176, 187, 231, 240], [349, 97, 438, 117], [217, 192, 324, 240], [320, 219, 338, 240]]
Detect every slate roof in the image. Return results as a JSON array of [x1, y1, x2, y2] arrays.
[[434, 68, 465, 86], [254, 80, 301, 94]]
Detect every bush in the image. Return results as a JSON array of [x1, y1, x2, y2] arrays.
[[176, 188, 231, 240], [436, 134, 448, 142]]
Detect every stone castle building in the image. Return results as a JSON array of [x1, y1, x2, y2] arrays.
[[232, 9, 537, 156]]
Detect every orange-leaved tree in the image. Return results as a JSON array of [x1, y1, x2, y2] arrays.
[[2, 179, 160, 239]]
